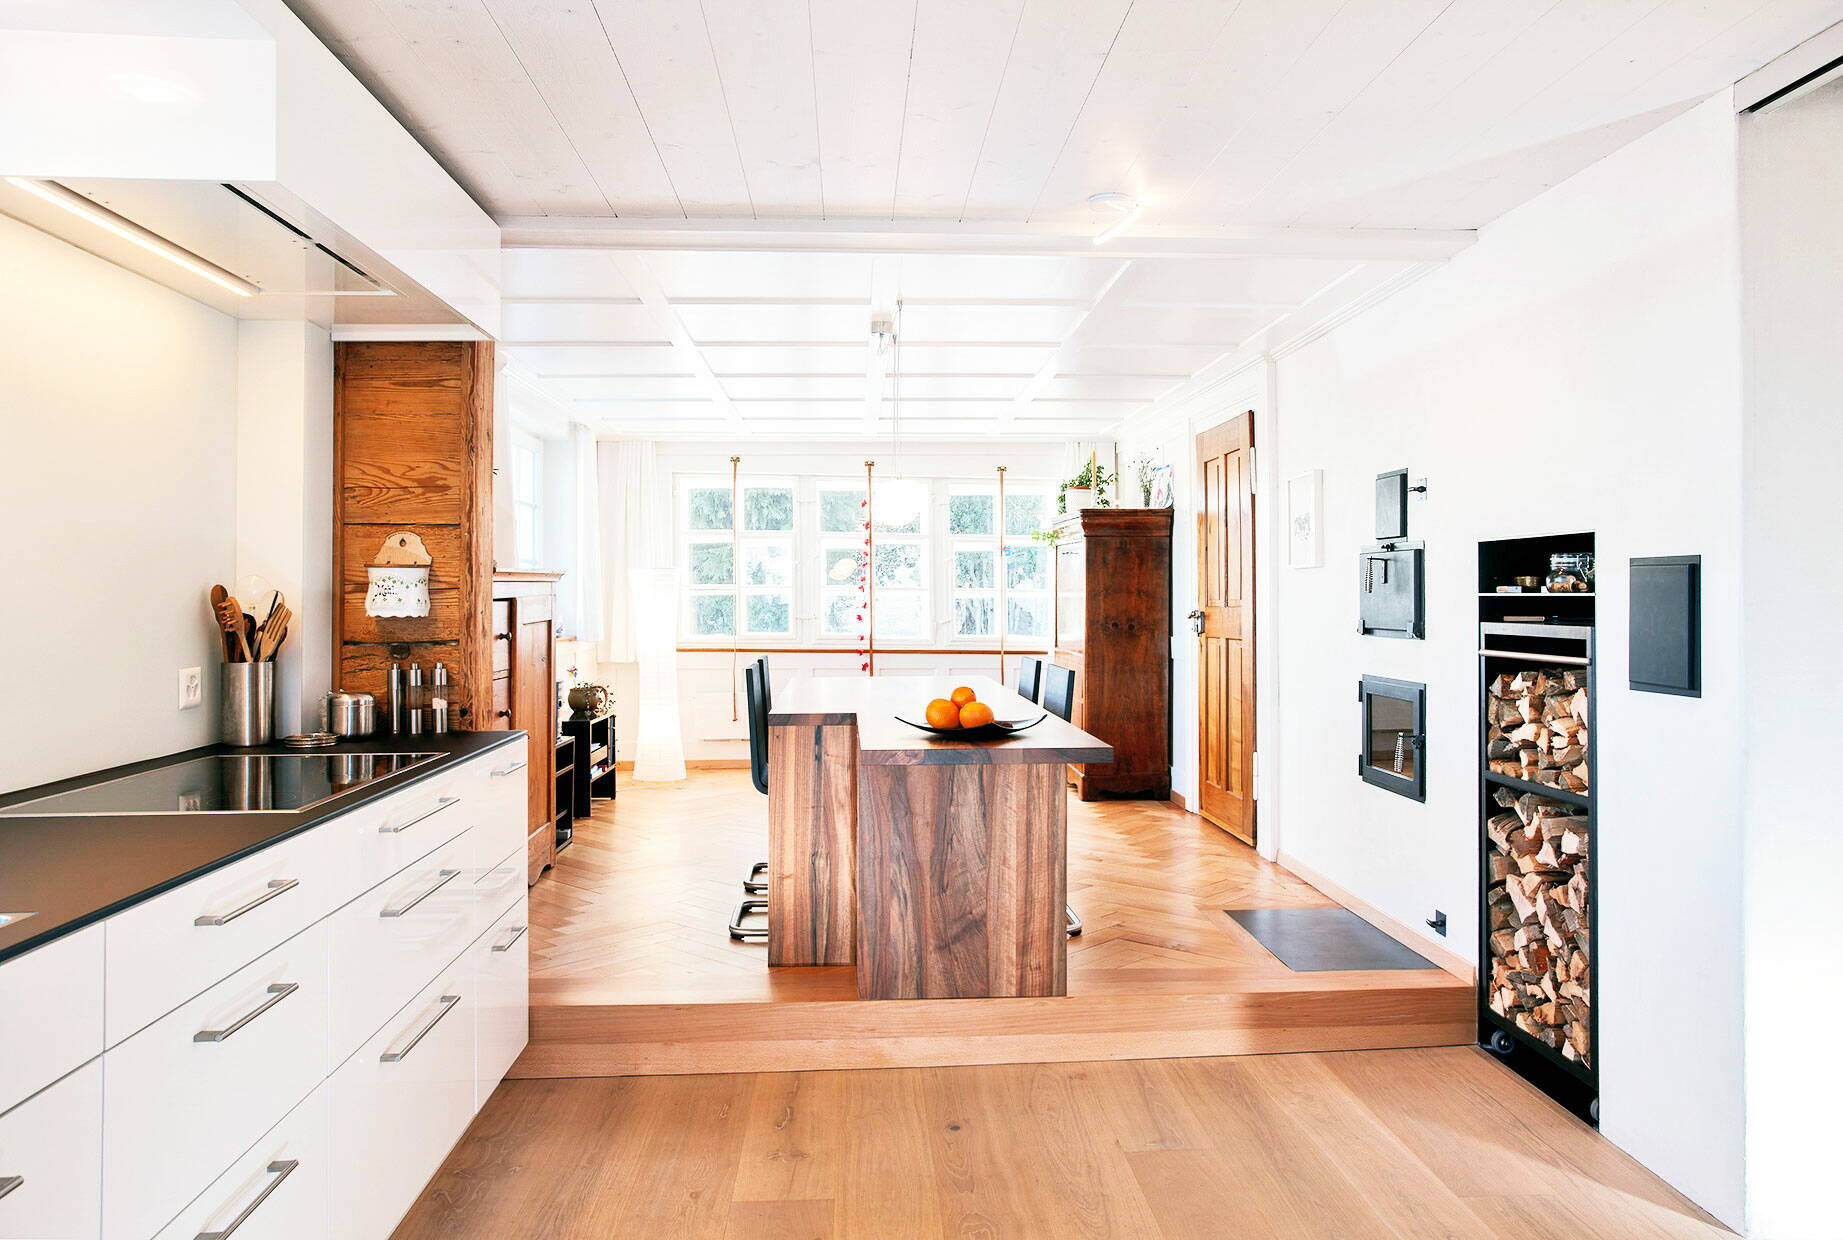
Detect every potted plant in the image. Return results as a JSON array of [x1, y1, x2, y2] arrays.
[[1059, 458, 1115, 514]]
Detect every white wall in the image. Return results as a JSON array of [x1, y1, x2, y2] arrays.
[[236, 319, 334, 734], [1131, 96, 1748, 1225], [1737, 72, 1843, 1240], [0, 212, 239, 789]]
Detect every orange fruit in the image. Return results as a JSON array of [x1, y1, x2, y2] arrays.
[[924, 698, 961, 729], [950, 685, 978, 707], [959, 701, 995, 729]]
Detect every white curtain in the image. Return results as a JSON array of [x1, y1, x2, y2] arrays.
[[560, 422, 604, 642], [596, 440, 685, 781]]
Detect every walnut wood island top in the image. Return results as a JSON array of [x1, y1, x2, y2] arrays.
[[768, 675, 1113, 765], [767, 675, 1113, 999]]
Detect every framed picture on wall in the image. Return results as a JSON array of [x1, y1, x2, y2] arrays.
[[1287, 470, 1323, 568], [1148, 464, 1174, 508]]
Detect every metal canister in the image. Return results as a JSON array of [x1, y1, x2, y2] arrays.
[[322, 689, 377, 739]]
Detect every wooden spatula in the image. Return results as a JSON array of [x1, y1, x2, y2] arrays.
[[257, 603, 292, 661]]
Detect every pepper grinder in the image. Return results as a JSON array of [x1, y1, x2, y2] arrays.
[[406, 662, 424, 736], [431, 662, 450, 734]]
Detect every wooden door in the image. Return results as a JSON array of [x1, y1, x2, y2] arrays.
[[1196, 413, 1256, 843]]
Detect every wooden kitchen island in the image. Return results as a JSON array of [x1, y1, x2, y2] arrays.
[[767, 675, 1111, 1000]]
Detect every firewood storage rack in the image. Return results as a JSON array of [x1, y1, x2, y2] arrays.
[[1477, 534, 1599, 1126]]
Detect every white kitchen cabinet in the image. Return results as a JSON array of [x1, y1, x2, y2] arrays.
[[151, 1086, 328, 1240], [7, 742, 528, 1240], [326, 830, 477, 1065], [104, 820, 343, 1047], [0, 923, 102, 1117], [330, 766, 473, 899], [102, 924, 329, 1240], [0, 1059, 101, 1240], [472, 891, 529, 1112], [328, 959, 476, 1240]]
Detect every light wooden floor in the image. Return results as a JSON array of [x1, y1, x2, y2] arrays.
[[514, 772, 1470, 1076], [392, 1046, 1730, 1240], [530, 770, 1445, 1004]]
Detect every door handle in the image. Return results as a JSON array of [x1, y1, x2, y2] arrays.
[[1186, 609, 1205, 635], [194, 878, 298, 927], [193, 1159, 299, 1240], [193, 982, 299, 1043]]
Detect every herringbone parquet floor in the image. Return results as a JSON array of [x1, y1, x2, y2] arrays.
[[530, 769, 1365, 1008]]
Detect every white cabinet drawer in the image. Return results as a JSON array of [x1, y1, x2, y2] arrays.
[[327, 769, 473, 900], [328, 962, 475, 1240], [103, 925, 328, 1240], [151, 1086, 327, 1240], [327, 831, 476, 1066], [105, 823, 342, 1046], [469, 739, 529, 875], [0, 1058, 101, 1240], [472, 894, 529, 1112], [470, 845, 524, 940], [0, 926, 102, 1115]]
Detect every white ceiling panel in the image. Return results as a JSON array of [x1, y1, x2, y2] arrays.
[[502, 249, 641, 298], [1040, 374, 1185, 402], [539, 375, 712, 402], [504, 344, 683, 375], [701, 344, 869, 375], [500, 301, 660, 342], [646, 251, 874, 299], [677, 302, 870, 343], [891, 253, 1118, 300], [894, 304, 1086, 341], [720, 375, 864, 400]]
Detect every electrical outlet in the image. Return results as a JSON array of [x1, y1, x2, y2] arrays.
[[178, 666, 203, 710], [1425, 909, 1447, 936]]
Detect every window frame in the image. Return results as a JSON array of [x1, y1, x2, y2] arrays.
[[678, 475, 797, 641], [510, 433, 544, 571]]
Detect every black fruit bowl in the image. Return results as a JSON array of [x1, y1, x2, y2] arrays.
[[893, 712, 1048, 741]]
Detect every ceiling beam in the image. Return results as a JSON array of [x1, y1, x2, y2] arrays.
[[499, 216, 1475, 262], [1002, 260, 1135, 434], [605, 253, 743, 431]]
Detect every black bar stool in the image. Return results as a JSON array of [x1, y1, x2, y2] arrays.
[[1042, 663, 1075, 722], [1017, 656, 1045, 703], [728, 660, 771, 941], [742, 656, 771, 895]]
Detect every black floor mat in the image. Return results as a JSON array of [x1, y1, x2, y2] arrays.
[[1225, 907, 1436, 972]]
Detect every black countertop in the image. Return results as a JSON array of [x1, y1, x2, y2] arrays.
[[0, 731, 524, 965]]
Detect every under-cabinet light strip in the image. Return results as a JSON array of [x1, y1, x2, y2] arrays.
[[4, 177, 260, 297]]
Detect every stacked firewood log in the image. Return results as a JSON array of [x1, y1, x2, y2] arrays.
[[1485, 786, 1591, 1066], [1485, 668, 1589, 794]]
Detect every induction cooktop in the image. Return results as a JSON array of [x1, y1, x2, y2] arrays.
[[0, 752, 439, 817]]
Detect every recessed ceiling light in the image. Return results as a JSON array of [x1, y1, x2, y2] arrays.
[[4, 177, 260, 297], [1087, 191, 1143, 246]]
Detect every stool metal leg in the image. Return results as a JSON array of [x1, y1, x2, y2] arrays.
[[1065, 905, 1082, 937], [729, 898, 769, 941], [743, 860, 768, 894]]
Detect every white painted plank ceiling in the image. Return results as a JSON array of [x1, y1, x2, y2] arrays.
[[282, 0, 1843, 437]]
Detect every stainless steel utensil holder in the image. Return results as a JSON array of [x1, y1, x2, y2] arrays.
[[221, 661, 275, 747]]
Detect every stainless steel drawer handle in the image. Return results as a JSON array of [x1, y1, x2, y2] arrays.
[[194, 878, 299, 927], [194, 982, 299, 1043], [490, 761, 528, 778], [0, 1176, 21, 1201], [379, 994, 461, 1063], [378, 795, 460, 835], [379, 868, 462, 919], [491, 924, 528, 952], [194, 1159, 299, 1240]]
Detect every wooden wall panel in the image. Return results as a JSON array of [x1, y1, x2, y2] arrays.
[[332, 340, 494, 728]]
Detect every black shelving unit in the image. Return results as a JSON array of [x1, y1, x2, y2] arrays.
[[1477, 533, 1598, 1125], [553, 733, 576, 853], [561, 709, 617, 821]]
